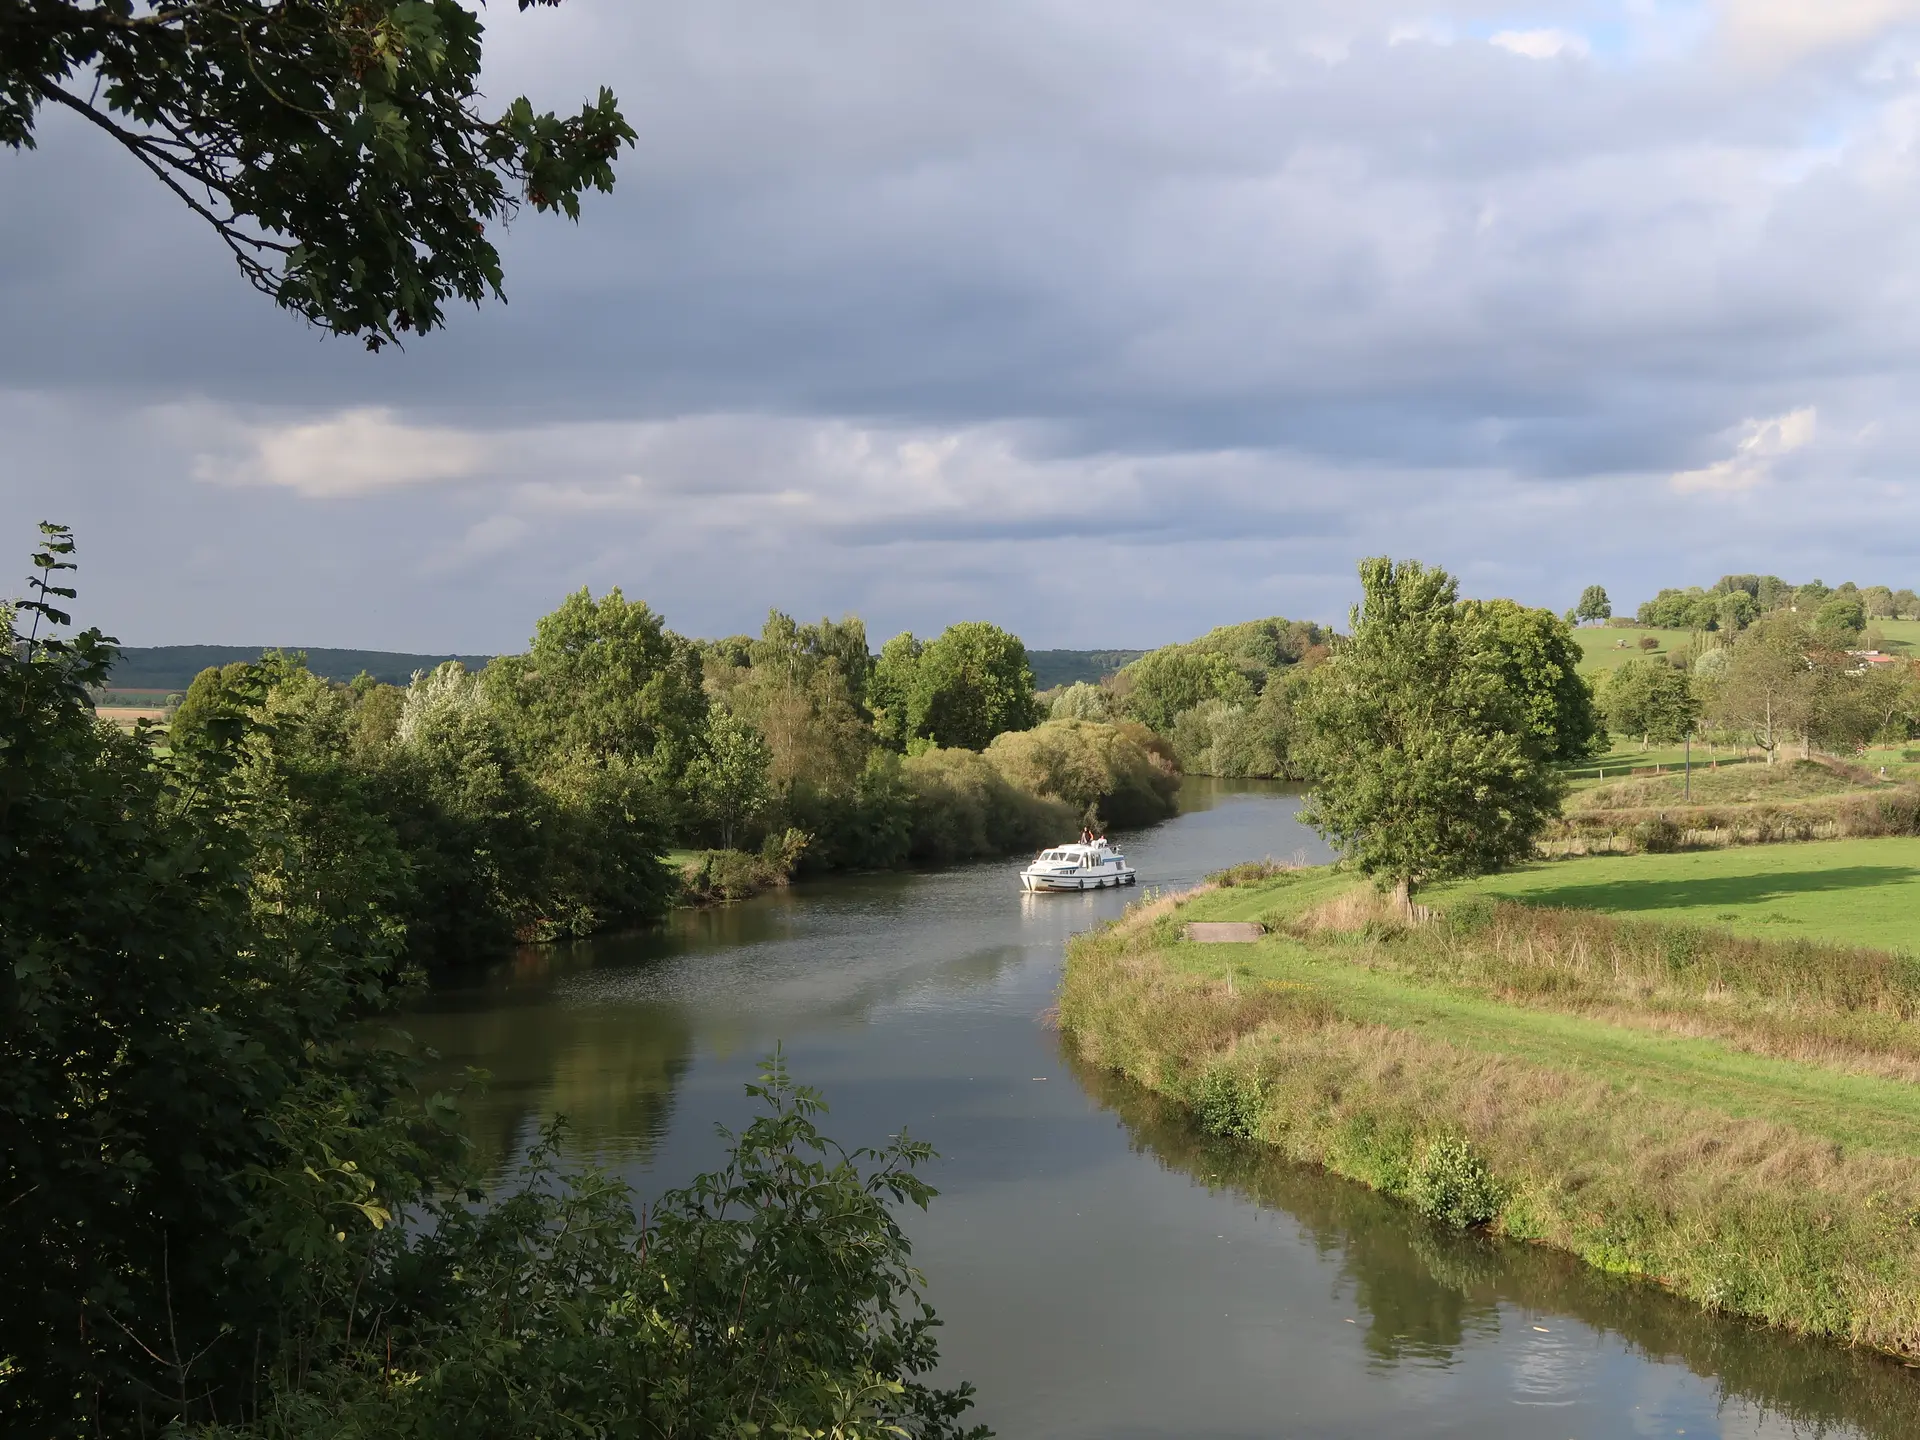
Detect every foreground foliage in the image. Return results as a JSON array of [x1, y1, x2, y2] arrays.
[[197, 1061, 988, 1440], [4, 0, 633, 345], [2, 530, 985, 1438]]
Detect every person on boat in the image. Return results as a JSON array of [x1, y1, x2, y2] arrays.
[[1080, 826, 1093, 845]]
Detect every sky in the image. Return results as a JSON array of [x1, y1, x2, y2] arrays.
[[7, 0, 1920, 652]]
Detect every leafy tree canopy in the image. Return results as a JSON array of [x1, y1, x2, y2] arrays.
[[1461, 597, 1602, 763], [1293, 557, 1564, 898], [1574, 584, 1611, 623], [483, 587, 707, 775], [909, 622, 1042, 751], [1600, 657, 1699, 745], [3, 0, 633, 346]]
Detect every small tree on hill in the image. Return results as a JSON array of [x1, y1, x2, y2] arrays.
[[1708, 615, 1812, 765], [1600, 658, 1698, 747], [1293, 558, 1563, 909], [1575, 584, 1612, 624]]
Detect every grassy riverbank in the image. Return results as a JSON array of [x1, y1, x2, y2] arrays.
[[1059, 867, 1920, 1355]]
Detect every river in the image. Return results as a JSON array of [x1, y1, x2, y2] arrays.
[[410, 778, 1920, 1440]]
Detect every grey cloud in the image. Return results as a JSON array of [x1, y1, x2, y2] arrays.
[[8, 0, 1920, 644]]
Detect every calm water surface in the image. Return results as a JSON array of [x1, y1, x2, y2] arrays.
[[412, 779, 1920, 1440]]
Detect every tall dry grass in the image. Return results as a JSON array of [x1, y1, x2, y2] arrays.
[[1059, 895, 1920, 1357]]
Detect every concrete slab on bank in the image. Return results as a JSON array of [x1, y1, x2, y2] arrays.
[[1185, 922, 1265, 943]]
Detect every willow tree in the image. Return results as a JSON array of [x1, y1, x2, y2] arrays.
[[1294, 558, 1570, 908]]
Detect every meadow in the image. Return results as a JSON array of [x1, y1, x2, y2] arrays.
[[1571, 626, 1691, 672], [1427, 837, 1920, 953], [1061, 858, 1920, 1355]]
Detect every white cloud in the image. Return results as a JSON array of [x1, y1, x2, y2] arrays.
[[1716, 0, 1920, 66], [192, 407, 487, 498], [1490, 28, 1592, 60], [1387, 20, 1454, 47], [1669, 407, 1817, 493]]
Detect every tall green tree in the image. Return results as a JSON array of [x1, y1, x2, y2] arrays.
[[483, 587, 708, 778], [908, 622, 1042, 751], [869, 632, 925, 751], [3, 0, 633, 345], [1600, 658, 1699, 746], [1708, 615, 1813, 765], [1574, 584, 1611, 624], [686, 706, 773, 850], [1, 529, 449, 1434], [1461, 598, 1601, 762], [1118, 648, 1254, 733], [1293, 558, 1563, 905], [1814, 593, 1866, 647]]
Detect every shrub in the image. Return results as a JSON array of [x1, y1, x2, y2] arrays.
[[1193, 1066, 1264, 1141], [1405, 1136, 1504, 1229], [1632, 815, 1685, 853], [1207, 858, 1298, 888], [1638, 636, 1660, 650], [901, 747, 1076, 863], [985, 719, 1180, 829]]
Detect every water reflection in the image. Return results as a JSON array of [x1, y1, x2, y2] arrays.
[[1071, 1053, 1920, 1439], [409, 779, 1920, 1439]]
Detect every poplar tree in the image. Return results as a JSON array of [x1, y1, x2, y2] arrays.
[[1294, 558, 1565, 906]]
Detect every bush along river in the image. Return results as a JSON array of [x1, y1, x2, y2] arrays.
[[409, 778, 1920, 1440]]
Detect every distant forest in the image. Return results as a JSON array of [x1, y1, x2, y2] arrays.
[[1027, 648, 1147, 689], [112, 644, 1144, 694], [108, 645, 497, 691]]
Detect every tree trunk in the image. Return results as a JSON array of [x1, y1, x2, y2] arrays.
[[1392, 878, 1411, 919]]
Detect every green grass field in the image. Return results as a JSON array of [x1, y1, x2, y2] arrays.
[[1560, 738, 1758, 788], [1426, 837, 1920, 952], [1572, 626, 1691, 672]]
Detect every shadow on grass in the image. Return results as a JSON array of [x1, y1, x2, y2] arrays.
[[1506, 865, 1920, 916]]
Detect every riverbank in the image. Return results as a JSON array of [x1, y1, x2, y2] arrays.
[[1058, 866, 1920, 1356]]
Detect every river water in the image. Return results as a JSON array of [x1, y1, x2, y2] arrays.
[[411, 779, 1920, 1439]]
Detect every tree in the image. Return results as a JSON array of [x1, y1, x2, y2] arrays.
[[1460, 598, 1602, 762], [1049, 680, 1113, 721], [686, 707, 773, 850], [1600, 658, 1699, 746], [2, 530, 447, 1433], [1292, 558, 1563, 905], [483, 587, 708, 778], [1863, 585, 1897, 620], [1575, 584, 1612, 624], [903, 623, 1041, 751], [869, 632, 924, 751], [1813, 594, 1866, 647], [3, 0, 633, 347], [1714, 588, 1757, 633], [1794, 579, 1832, 610], [1894, 588, 1920, 621], [1118, 647, 1254, 733], [1709, 616, 1812, 765]]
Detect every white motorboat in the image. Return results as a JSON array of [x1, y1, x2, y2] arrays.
[[1019, 840, 1137, 892]]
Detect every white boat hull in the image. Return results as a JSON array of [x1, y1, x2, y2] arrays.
[[1019, 869, 1136, 892]]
